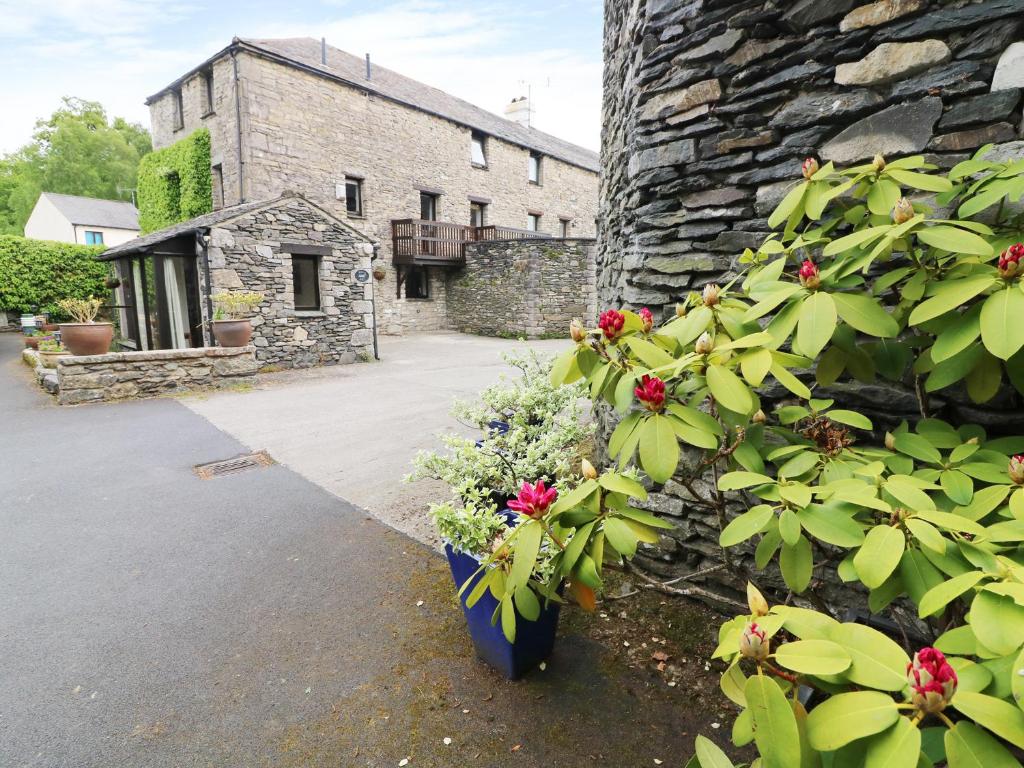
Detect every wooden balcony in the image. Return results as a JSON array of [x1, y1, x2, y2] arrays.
[[391, 219, 550, 267]]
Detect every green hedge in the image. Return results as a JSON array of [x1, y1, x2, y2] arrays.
[[0, 235, 107, 317], [137, 128, 212, 233]]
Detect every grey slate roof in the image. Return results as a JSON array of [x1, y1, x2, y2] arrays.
[[149, 37, 600, 174], [98, 191, 372, 260], [43, 193, 139, 230]]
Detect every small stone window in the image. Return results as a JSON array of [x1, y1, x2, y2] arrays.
[[528, 152, 542, 184], [211, 164, 224, 210], [172, 87, 184, 131], [344, 177, 363, 216], [292, 255, 321, 311], [527, 212, 541, 232], [559, 218, 571, 238], [201, 69, 215, 115], [471, 131, 487, 167]]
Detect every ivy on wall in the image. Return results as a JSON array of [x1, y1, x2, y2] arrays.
[[0, 235, 107, 317], [136, 128, 212, 233]]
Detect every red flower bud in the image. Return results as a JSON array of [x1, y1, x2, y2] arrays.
[[639, 307, 654, 333], [998, 243, 1024, 279], [1010, 455, 1024, 485], [798, 259, 821, 289], [507, 479, 558, 519], [634, 373, 666, 412], [802, 157, 819, 180], [907, 647, 957, 714], [598, 309, 626, 341], [740, 622, 770, 661], [892, 197, 915, 224]]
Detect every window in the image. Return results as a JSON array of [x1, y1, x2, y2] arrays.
[[344, 177, 363, 216], [201, 69, 214, 115], [528, 152, 542, 184], [559, 218, 571, 238], [172, 88, 184, 131], [470, 201, 486, 228], [292, 255, 321, 311], [84, 231, 104, 245], [404, 266, 430, 299], [211, 164, 224, 209], [420, 191, 438, 221], [471, 131, 487, 167], [527, 213, 541, 232]]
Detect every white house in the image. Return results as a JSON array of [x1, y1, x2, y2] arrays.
[[24, 192, 139, 246]]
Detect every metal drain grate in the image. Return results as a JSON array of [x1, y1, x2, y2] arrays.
[[194, 451, 274, 479]]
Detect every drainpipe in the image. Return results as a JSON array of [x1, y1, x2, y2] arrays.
[[371, 243, 380, 360], [231, 49, 245, 204], [197, 230, 214, 346]]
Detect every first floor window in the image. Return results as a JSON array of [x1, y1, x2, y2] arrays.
[[345, 177, 363, 216], [202, 69, 214, 115], [528, 152, 542, 184], [559, 218, 571, 238], [470, 201, 486, 228], [85, 231, 104, 245], [404, 266, 429, 299], [471, 131, 487, 167], [172, 87, 184, 130], [292, 255, 321, 310], [527, 213, 541, 232]]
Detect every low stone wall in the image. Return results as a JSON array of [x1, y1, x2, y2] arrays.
[[56, 347, 257, 405], [448, 239, 596, 338]]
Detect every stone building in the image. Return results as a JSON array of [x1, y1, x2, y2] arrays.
[[601, 0, 1024, 592], [144, 37, 600, 335], [99, 192, 376, 368]]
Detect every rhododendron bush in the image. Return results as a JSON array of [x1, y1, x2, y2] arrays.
[[543, 147, 1024, 766]]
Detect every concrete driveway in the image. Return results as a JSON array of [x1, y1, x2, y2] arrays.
[[184, 333, 570, 546]]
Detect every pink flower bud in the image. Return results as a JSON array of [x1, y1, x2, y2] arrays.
[[802, 157, 819, 180], [570, 318, 586, 343], [598, 309, 626, 341], [998, 243, 1024, 279], [907, 647, 957, 714], [694, 331, 713, 355], [702, 284, 720, 307], [739, 622, 769, 661], [892, 197, 915, 224], [639, 307, 654, 333], [581, 458, 598, 480], [507, 479, 558, 519], [634, 374, 666, 412], [872, 154, 886, 171], [798, 259, 820, 290], [1010, 455, 1024, 485], [675, 303, 687, 318]]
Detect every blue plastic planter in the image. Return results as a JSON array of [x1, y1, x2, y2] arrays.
[[474, 420, 510, 449], [444, 540, 560, 680]]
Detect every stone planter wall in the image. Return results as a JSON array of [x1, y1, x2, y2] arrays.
[[601, 0, 1024, 599], [56, 347, 257, 405], [448, 238, 597, 338]]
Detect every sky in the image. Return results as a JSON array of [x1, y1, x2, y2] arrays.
[[0, 0, 603, 155]]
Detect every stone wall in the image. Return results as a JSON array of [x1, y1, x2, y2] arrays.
[[56, 347, 257, 405], [601, 0, 1024, 594], [448, 239, 597, 338], [205, 195, 376, 368], [150, 48, 600, 336]]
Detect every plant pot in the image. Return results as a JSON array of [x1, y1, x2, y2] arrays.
[[444, 541, 560, 679], [211, 319, 253, 347], [40, 323, 59, 332], [372, 268, 386, 280], [60, 322, 113, 356], [24, 336, 41, 350], [38, 349, 70, 368]]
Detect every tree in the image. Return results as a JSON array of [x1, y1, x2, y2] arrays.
[[0, 97, 152, 234]]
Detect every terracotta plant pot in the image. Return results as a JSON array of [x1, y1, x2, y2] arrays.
[[212, 319, 253, 347], [373, 268, 387, 281], [60, 322, 114, 356], [40, 323, 59, 332], [38, 349, 70, 368], [24, 336, 41, 350]]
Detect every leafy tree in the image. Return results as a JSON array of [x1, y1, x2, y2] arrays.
[[0, 97, 151, 234]]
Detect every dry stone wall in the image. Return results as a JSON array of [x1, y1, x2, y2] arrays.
[[601, 0, 1024, 596], [448, 239, 597, 338], [57, 347, 256, 405]]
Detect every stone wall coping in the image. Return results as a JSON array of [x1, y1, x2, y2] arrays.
[[58, 346, 256, 367], [467, 237, 596, 247]]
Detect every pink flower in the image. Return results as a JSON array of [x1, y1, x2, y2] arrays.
[[998, 243, 1024, 279], [802, 157, 819, 180], [739, 622, 769, 661], [634, 374, 666, 412], [507, 480, 558, 519], [639, 307, 654, 333], [598, 309, 626, 341], [907, 647, 957, 714], [798, 259, 820, 289]]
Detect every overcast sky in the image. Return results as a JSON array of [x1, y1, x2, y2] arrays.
[[0, 0, 603, 155]]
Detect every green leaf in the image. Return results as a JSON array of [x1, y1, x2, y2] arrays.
[[832, 292, 899, 338], [1011, 647, 1024, 719], [806, 691, 899, 751], [769, 181, 808, 229], [893, 432, 942, 464], [933, 304, 983, 363], [854, 525, 906, 589], [824, 225, 892, 256], [513, 585, 540, 621], [780, 535, 813, 593], [888, 167, 954, 193], [775, 639, 851, 675], [694, 735, 735, 768], [771, 359, 812, 399], [598, 472, 647, 500], [981, 288, 1024, 361], [797, 291, 838, 359], [638, 414, 679, 484], [916, 225, 994, 256], [779, 507, 802, 545], [706, 364, 754, 415], [970, 589, 1024, 656], [953, 692, 1024, 749], [864, 716, 923, 768], [941, 469, 974, 505], [561, 521, 595, 572], [797, 504, 865, 547], [868, 177, 902, 215], [665, 305, 713, 344], [718, 471, 774, 491], [910, 275, 997, 326], [744, 674, 801, 768], [510, 520, 543, 590], [778, 451, 820, 479], [550, 347, 582, 386], [945, 721, 1023, 768], [668, 415, 720, 450], [500, 594, 516, 642], [829, 623, 910, 691], [720, 505, 774, 547], [602, 516, 640, 558], [827, 409, 873, 430], [624, 336, 677, 368], [918, 570, 985, 618], [740, 347, 773, 386]]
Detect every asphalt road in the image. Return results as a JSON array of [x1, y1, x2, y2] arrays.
[[0, 334, 705, 767]]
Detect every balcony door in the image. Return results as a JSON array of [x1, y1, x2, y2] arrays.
[[419, 192, 438, 256]]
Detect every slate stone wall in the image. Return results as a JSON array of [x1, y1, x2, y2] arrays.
[[601, 0, 1024, 597], [448, 239, 597, 338], [56, 347, 257, 405]]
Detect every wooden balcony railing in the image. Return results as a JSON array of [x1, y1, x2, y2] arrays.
[[391, 219, 552, 266]]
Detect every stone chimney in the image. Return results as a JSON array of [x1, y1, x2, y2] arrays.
[[504, 96, 531, 128]]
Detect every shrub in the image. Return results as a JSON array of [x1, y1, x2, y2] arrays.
[[545, 148, 1024, 767], [0, 235, 106, 317], [211, 291, 264, 319], [136, 128, 211, 233]]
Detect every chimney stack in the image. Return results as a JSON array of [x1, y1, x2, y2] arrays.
[[366, 53, 372, 80], [321, 37, 327, 65], [504, 96, 531, 128]]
